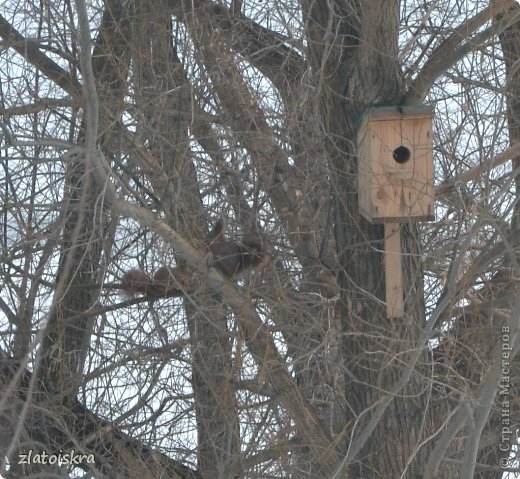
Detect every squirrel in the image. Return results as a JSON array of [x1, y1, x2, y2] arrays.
[[121, 264, 191, 298], [121, 219, 267, 297], [207, 219, 267, 277]]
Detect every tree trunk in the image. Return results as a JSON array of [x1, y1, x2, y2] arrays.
[[302, 1, 432, 476]]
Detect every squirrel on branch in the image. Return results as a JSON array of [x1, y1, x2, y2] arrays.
[[207, 219, 267, 277], [121, 219, 267, 298], [121, 264, 191, 299]]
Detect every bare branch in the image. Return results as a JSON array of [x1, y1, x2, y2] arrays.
[[0, 13, 81, 96], [436, 143, 520, 197], [403, 0, 516, 104]]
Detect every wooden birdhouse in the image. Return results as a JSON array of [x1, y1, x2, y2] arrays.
[[357, 105, 434, 224], [357, 105, 435, 318]]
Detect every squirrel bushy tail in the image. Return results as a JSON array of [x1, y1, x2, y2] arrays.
[[121, 265, 190, 298]]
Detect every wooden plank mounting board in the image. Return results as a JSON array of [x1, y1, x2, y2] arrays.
[[384, 222, 404, 318]]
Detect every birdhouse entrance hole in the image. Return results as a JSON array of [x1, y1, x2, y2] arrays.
[[392, 145, 411, 164]]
